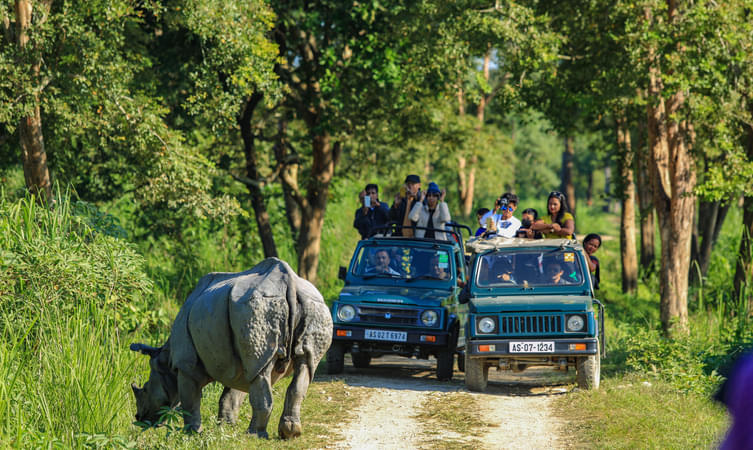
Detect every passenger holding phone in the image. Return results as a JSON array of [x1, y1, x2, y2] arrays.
[[408, 182, 451, 240], [353, 183, 390, 239]]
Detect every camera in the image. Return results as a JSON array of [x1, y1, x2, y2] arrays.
[[496, 197, 509, 208], [521, 218, 532, 229]]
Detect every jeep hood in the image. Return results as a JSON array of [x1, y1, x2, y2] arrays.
[[470, 294, 593, 313], [338, 285, 452, 307]]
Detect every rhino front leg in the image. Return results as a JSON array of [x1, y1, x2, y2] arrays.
[[247, 371, 273, 438], [177, 372, 203, 433], [279, 358, 310, 439], [218, 387, 246, 424]]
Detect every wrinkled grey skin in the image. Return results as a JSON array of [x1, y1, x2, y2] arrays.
[[130, 258, 332, 439]]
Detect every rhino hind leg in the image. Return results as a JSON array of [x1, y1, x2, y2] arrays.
[[247, 369, 274, 439], [218, 387, 246, 424], [278, 358, 310, 439]]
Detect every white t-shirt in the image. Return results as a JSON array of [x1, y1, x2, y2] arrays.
[[494, 215, 521, 238]]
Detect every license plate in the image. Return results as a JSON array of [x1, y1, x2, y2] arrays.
[[364, 329, 407, 342], [509, 341, 554, 353]]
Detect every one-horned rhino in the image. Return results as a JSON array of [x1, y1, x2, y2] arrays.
[[130, 258, 333, 438]]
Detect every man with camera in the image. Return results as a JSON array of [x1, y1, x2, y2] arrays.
[[482, 193, 521, 238], [353, 183, 390, 239], [389, 174, 421, 237]]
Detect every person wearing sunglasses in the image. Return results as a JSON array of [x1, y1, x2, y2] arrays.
[[532, 191, 575, 239], [408, 182, 451, 240], [487, 193, 521, 238]]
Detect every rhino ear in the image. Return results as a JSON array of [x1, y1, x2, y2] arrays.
[[130, 343, 161, 357], [131, 383, 142, 394]]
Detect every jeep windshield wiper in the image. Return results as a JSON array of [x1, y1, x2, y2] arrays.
[[406, 275, 446, 282], [362, 273, 402, 280]]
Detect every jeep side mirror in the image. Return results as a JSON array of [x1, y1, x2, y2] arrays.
[[338, 266, 347, 280]]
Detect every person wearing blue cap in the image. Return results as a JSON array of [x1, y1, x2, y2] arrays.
[[409, 182, 451, 240]]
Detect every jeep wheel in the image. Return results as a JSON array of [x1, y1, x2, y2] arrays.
[[436, 349, 454, 381], [326, 343, 345, 374], [351, 352, 372, 369], [576, 345, 601, 390], [464, 352, 488, 392]]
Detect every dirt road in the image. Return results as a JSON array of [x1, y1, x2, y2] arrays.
[[328, 355, 572, 450]]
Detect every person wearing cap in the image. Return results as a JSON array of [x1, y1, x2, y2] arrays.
[[408, 182, 451, 240], [390, 174, 421, 236], [353, 183, 390, 239]]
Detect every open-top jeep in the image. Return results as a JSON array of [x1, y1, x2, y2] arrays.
[[327, 225, 469, 380], [459, 237, 605, 391]]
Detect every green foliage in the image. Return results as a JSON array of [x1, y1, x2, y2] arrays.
[[0, 191, 161, 447]]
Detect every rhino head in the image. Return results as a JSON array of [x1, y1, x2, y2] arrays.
[[130, 343, 178, 425]]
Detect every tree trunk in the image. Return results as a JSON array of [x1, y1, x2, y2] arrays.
[[239, 94, 278, 258], [274, 118, 301, 238], [297, 135, 339, 282], [617, 117, 638, 293], [561, 136, 576, 216], [586, 169, 594, 207], [635, 136, 655, 271], [734, 105, 753, 307], [16, 0, 51, 202], [690, 199, 730, 286], [647, 62, 695, 334], [603, 165, 613, 213]]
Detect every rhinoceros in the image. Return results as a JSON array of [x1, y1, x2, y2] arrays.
[[130, 258, 332, 439]]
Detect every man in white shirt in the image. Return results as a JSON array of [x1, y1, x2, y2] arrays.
[[494, 193, 521, 237], [482, 193, 521, 238]]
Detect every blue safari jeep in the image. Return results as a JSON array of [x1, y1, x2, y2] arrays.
[[459, 237, 605, 391], [327, 226, 468, 381]]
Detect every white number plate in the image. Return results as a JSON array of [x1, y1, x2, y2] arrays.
[[509, 341, 555, 353], [364, 329, 407, 342]]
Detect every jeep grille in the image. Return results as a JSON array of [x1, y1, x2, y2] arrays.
[[357, 306, 419, 325], [498, 314, 562, 335]]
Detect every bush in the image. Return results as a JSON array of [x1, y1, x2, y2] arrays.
[[0, 191, 159, 446]]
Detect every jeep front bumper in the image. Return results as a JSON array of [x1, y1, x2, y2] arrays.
[[467, 337, 598, 357], [332, 325, 450, 347]]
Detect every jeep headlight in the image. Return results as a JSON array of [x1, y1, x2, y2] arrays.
[[566, 314, 585, 332], [421, 310, 439, 327], [337, 305, 356, 322], [477, 317, 496, 334]]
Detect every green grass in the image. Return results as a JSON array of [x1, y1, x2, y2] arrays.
[[126, 376, 367, 449], [553, 374, 728, 449]]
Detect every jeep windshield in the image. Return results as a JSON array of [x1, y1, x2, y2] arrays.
[[475, 248, 586, 287], [352, 244, 452, 282]]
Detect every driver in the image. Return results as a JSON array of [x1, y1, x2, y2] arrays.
[[367, 249, 401, 275], [427, 255, 449, 280], [545, 262, 567, 285]]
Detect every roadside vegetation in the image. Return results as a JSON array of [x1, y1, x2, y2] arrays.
[[552, 204, 750, 448]]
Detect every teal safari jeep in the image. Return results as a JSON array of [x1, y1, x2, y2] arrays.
[[459, 237, 605, 391], [327, 226, 468, 381]]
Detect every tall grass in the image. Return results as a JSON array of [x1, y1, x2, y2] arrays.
[[0, 190, 154, 447]]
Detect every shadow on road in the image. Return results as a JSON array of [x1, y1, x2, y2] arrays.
[[316, 354, 574, 397]]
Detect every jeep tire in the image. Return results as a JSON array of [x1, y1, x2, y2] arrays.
[[576, 344, 601, 390], [464, 352, 488, 392], [351, 351, 372, 369], [436, 349, 454, 381], [326, 342, 345, 374]]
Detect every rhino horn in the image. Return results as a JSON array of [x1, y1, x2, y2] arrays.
[[130, 343, 160, 357]]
